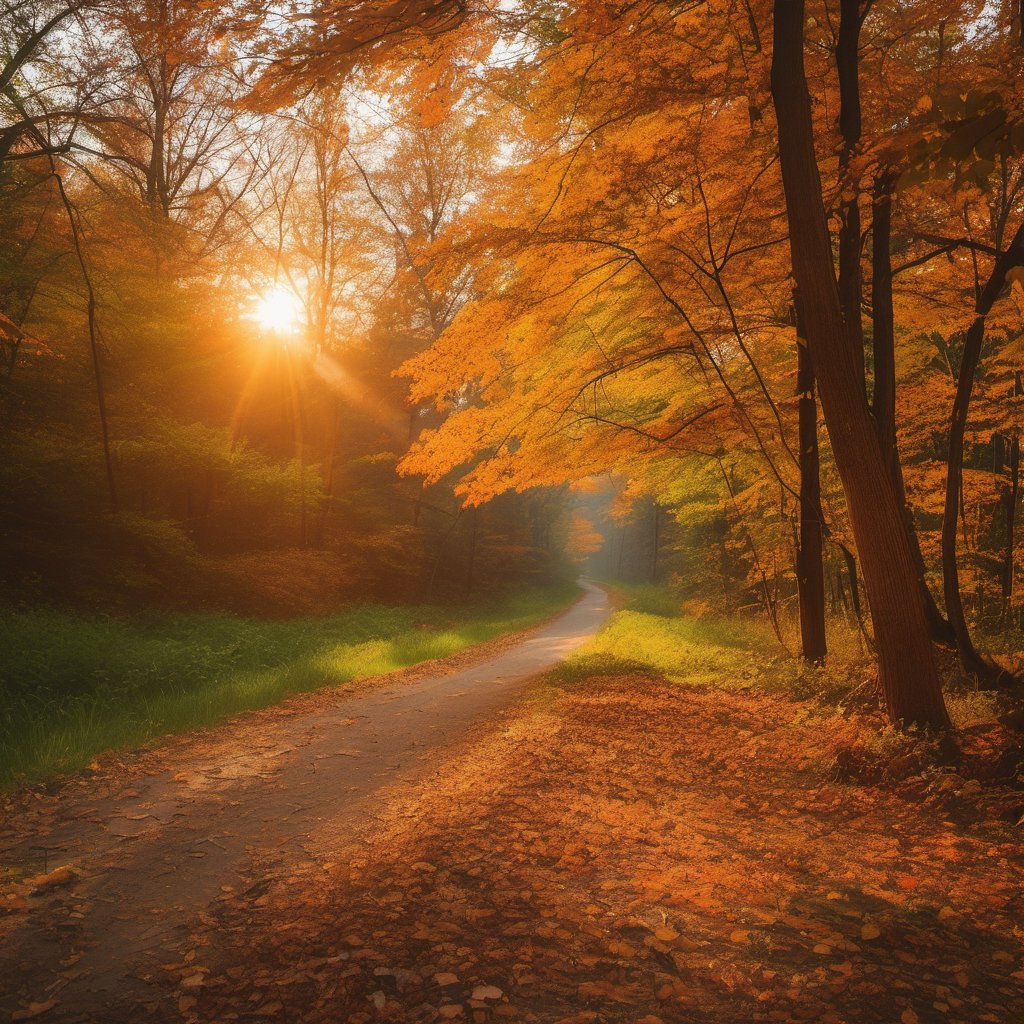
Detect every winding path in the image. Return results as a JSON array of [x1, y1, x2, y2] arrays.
[[0, 583, 610, 1021]]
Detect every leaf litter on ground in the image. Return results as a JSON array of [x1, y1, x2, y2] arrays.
[[160, 673, 1023, 1024]]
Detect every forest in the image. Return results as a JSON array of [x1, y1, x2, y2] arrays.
[[1, 1, 1024, 1023]]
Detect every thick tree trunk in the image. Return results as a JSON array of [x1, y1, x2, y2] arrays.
[[941, 223, 1024, 677], [870, 174, 956, 644], [771, 0, 949, 729], [793, 294, 827, 662], [870, 176, 897, 467], [835, 0, 865, 382]]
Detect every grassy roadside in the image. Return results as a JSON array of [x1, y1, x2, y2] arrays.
[[541, 585, 1022, 815], [0, 583, 579, 789], [551, 582, 789, 688], [554, 583, 1003, 727]]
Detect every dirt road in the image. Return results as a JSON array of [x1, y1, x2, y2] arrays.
[[0, 583, 610, 1022]]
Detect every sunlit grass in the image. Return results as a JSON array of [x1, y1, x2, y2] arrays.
[[552, 585, 1004, 730], [551, 583, 873, 707], [551, 607, 774, 688], [0, 584, 578, 790]]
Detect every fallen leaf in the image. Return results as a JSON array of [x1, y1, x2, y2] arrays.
[[12, 1001, 58, 1021], [28, 866, 78, 891], [471, 985, 503, 1000], [1, 893, 29, 914], [860, 922, 881, 940]]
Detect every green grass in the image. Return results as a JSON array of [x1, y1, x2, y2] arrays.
[[0, 583, 578, 789], [551, 584, 872, 706], [551, 607, 776, 688], [555, 586, 1001, 729]]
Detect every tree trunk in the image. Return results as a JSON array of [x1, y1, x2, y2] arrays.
[[316, 396, 342, 547], [870, 173, 955, 644], [793, 294, 827, 662], [837, 542, 865, 636], [870, 175, 897, 468], [941, 222, 1024, 677], [771, 0, 949, 729], [1002, 371, 1022, 628], [835, 0, 865, 383], [1003, 432, 1019, 625], [465, 505, 479, 598], [651, 504, 661, 584]]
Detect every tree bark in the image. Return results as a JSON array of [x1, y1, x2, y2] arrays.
[[870, 175, 897, 467], [771, 0, 949, 729], [1002, 377, 1020, 627], [465, 505, 478, 597], [942, 222, 1024, 675], [870, 174, 956, 644], [793, 293, 827, 662], [316, 396, 342, 547], [837, 542, 866, 638], [835, 0, 865, 382], [651, 504, 661, 584]]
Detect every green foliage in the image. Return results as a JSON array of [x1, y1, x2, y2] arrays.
[[0, 583, 578, 789]]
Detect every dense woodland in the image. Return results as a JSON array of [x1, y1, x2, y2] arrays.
[[0, 0, 582, 615], [3, 0, 1024, 730]]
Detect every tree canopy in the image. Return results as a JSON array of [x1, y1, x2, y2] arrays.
[[3, 0, 1024, 727]]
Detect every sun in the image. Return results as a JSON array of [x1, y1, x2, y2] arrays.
[[252, 285, 302, 334]]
